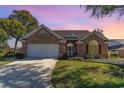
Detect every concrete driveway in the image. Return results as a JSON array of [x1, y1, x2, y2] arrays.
[[0, 58, 57, 88]]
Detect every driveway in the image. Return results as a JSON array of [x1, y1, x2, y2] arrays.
[[0, 58, 57, 88]]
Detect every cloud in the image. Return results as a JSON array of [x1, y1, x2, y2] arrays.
[[52, 23, 93, 30], [102, 22, 124, 39], [1, 5, 124, 39], [7, 5, 87, 18]]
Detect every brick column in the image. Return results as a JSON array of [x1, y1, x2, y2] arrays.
[[59, 42, 66, 58], [104, 43, 109, 58], [101, 42, 108, 58], [77, 41, 86, 57]]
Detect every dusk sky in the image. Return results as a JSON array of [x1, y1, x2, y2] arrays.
[[0, 5, 124, 47]]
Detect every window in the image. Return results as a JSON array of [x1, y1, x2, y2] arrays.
[[66, 43, 74, 47], [88, 40, 99, 55]]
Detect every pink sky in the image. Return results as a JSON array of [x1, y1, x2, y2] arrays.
[[0, 5, 124, 39]]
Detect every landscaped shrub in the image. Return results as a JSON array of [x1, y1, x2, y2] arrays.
[[95, 55, 100, 59], [83, 54, 88, 59], [0, 49, 6, 57], [88, 54, 96, 59], [59, 53, 68, 60], [110, 53, 119, 58], [3, 51, 15, 57], [15, 52, 25, 59], [83, 54, 100, 59]]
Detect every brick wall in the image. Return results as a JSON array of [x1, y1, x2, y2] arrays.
[[77, 34, 108, 58], [21, 29, 66, 58]]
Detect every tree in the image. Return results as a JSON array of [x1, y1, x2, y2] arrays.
[[83, 5, 124, 18], [0, 10, 39, 54], [9, 10, 38, 32], [0, 28, 8, 49], [0, 19, 26, 54]]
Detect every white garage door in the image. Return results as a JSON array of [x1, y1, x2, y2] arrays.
[[27, 44, 59, 58]]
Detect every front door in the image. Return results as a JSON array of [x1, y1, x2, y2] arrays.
[[67, 46, 75, 57], [66, 43, 75, 57]]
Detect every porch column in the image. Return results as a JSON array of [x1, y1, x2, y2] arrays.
[[77, 43, 80, 57], [59, 40, 66, 58], [101, 41, 108, 58]]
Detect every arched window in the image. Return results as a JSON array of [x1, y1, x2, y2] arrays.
[[88, 40, 99, 55], [66, 43, 74, 47]]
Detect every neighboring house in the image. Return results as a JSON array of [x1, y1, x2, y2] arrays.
[[109, 39, 124, 58], [21, 24, 109, 59]]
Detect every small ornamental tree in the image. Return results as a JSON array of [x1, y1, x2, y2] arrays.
[[0, 19, 26, 54], [0, 28, 8, 49]]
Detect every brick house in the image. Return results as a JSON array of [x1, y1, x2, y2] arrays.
[[21, 24, 109, 59]]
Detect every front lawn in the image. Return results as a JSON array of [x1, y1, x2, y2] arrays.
[[0, 58, 12, 66], [51, 60, 124, 88]]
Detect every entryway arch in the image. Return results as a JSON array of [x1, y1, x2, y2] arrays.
[[66, 43, 76, 57]]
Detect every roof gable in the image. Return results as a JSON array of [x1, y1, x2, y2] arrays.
[[21, 24, 65, 40], [80, 31, 109, 41]]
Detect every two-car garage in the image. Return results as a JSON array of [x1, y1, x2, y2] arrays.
[[27, 44, 59, 58]]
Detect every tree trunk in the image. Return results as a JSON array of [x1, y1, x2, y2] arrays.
[[14, 38, 19, 54]]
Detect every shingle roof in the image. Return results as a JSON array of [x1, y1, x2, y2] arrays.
[[21, 24, 108, 41], [109, 45, 124, 50], [53, 30, 90, 40], [53, 30, 108, 41], [109, 39, 124, 50]]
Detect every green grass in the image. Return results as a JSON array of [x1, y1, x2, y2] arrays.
[[51, 60, 124, 88], [0, 61, 12, 66], [0, 58, 12, 66]]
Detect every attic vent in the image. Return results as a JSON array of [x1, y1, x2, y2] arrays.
[[40, 30, 46, 33], [40, 30, 49, 36]]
